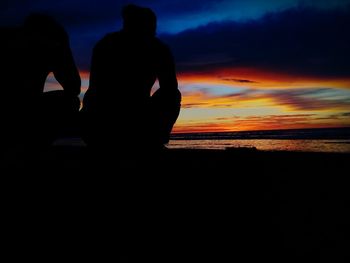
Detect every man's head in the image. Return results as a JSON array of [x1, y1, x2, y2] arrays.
[[122, 4, 157, 36]]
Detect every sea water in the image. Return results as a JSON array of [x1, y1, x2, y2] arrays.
[[168, 128, 350, 153]]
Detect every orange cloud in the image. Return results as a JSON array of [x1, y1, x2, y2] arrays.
[[173, 113, 350, 133]]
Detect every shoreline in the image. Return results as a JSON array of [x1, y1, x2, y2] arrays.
[[6, 143, 347, 176]]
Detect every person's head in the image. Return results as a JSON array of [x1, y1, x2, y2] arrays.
[[122, 4, 157, 36], [23, 13, 68, 43]]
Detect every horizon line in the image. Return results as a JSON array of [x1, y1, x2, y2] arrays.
[[171, 126, 350, 135]]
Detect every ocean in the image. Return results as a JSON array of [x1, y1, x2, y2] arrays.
[[168, 127, 350, 153]]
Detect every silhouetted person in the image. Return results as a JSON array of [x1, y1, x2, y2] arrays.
[[82, 4, 181, 152], [0, 14, 81, 154]]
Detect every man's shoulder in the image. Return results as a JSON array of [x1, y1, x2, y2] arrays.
[[106, 31, 123, 38], [94, 31, 123, 47], [153, 37, 171, 51], [154, 36, 166, 46]]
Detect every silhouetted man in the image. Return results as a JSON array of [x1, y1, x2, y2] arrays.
[[1, 14, 81, 153], [82, 4, 181, 152]]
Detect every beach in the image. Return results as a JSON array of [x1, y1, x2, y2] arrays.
[[3, 141, 349, 261]]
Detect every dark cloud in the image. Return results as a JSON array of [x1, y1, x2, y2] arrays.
[[195, 87, 350, 110], [162, 6, 350, 78], [0, 0, 124, 29], [221, 78, 258, 83], [139, 0, 226, 16], [0, 0, 226, 69], [2, 2, 350, 75], [268, 88, 350, 110], [0, 0, 225, 29]]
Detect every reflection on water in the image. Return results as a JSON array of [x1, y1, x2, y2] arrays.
[[168, 139, 350, 153]]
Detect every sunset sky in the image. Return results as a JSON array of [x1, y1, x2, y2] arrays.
[[1, 0, 350, 133]]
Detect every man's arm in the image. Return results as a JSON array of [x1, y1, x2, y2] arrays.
[[152, 42, 181, 143], [82, 40, 104, 112], [155, 42, 181, 104], [53, 40, 81, 97], [157, 43, 179, 92]]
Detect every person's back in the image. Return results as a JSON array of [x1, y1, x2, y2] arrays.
[[0, 14, 81, 154], [88, 31, 163, 109], [21, 14, 80, 99], [82, 5, 181, 152]]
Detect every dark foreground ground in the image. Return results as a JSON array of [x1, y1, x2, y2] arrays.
[[2, 145, 349, 261]]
